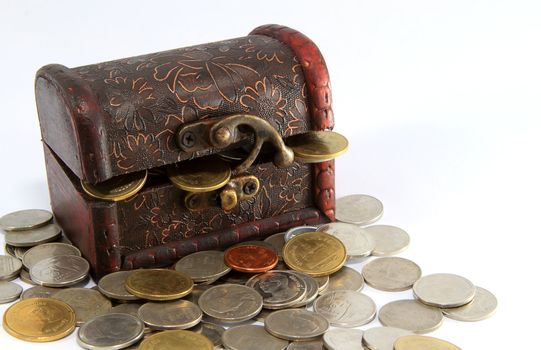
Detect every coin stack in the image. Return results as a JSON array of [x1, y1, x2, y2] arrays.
[[0, 194, 496, 350]]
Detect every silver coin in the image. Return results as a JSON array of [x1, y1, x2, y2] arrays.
[[222, 324, 289, 350], [0, 209, 53, 231], [77, 313, 145, 350], [191, 322, 225, 349], [289, 271, 319, 307], [52, 287, 112, 326], [284, 226, 318, 242], [0, 281, 23, 303], [378, 299, 443, 333], [20, 285, 59, 299], [413, 273, 476, 308], [362, 257, 421, 292], [4, 223, 62, 247], [264, 232, 286, 260], [287, 340, 324, 350], [198, 284, 263, 323], [317, 222, 374, 258], [314, 290, 376, 327], [325, 266, 364, 293], [30, 254, 89, 287], [174, 250, 231, 283], [364, 225, 410, 256], [22, 242, 81, 270], [314, 275, 329, 293], [335, 194, 383, 226], [362, 327, 413, 350], [246, 271, 307, 309], [265, 309, 329, 341], [0, 255, 22, 281], [442, 286, 498, 321], [186, 284, 213, 306], [98, 271, 139, 301], [109, 303, 144, 318], [19, 268, 37, 285], [220, 270, 253, 285], [323, 328, 364, 350], [138, 300, 202, 330]]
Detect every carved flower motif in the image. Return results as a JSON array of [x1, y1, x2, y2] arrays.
[[116, 133, 165, 171], [240, 77, 286, 122], [240, 36, 286, 63], [105, 77, 156, 131], [284, 98, 308, 137], [153, 50, 259, 110]]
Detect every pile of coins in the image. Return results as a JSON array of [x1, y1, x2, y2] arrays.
[[0, 194, 496, 350]]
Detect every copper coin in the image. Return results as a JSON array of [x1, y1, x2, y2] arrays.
[[224, 245, 279, 273]]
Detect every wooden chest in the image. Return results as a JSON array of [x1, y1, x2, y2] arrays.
[[35, 24, 336, 278]]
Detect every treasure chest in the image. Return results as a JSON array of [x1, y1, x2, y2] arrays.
[[35, 24, 344, 279]]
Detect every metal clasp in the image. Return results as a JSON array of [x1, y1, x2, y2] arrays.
[[176, 114, 294, 173]]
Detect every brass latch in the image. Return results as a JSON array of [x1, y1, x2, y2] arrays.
[[184, 175, 260, 212], [176, 114, 294, 173]]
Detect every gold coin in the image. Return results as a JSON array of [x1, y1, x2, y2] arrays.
[[286, 131, 348, 163], [394, 335, 462, 350], [2, 297, 76, 342], [283, 232, 347, 277], [81, 170, 148, 202], [167, 157, 232, 192], [139, 330, 213, 350], [125, 269, 194, 301]]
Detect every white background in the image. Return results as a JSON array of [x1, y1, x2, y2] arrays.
[[1, 0, 540, 348]]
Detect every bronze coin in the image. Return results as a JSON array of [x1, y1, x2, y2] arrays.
[[224, 245, 279, 273]]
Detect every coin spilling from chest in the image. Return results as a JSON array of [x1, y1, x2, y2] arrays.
[[363, 224, 410, 256], [441, 287, 498, 322], [198, 284, 263, 323], [77, 313, 145, 350], [81, 170, 148, 201], [0, 209, 53, 232], [362, 257, 422, 292], [174, 250, 231, 282], [191, 322, 225, 349], [378, 299, 443, 333], [52, 288, 112, 326], [324, 266, 364, 293], [138, 300, 202, 330], [3, 297, 76, 342], [323, 328, 364, 350], [4, 223, 62, 247], [413, 273, 476, 308], [264, 309, 329, 341], [139, 329, 214, 350], [29, 255, 89, 287], [335, 194, 384, 226], [97, 270, 140, 301], [0, 255, 23, 281], [283, 232, 347, 277], [317, 222, 374, 258], [125, 269, 194, 301], [314, 290, 376, 327], [393, 335, 462, 350], [167, 157, 231, 192], [22, 242, 81, 270], [287, 340, 325, 350], [246, 270, 307, 309], [224, 244, 279, 273], [222, 324, 289, 350], [362, 326, 413, 350], [286, 131, 348, 163]]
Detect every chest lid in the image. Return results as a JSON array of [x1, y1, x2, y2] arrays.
[[36, 28, 329, 184]]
